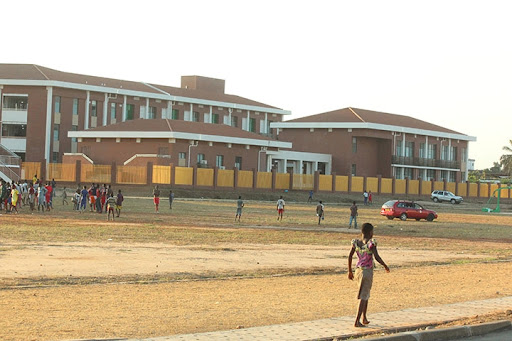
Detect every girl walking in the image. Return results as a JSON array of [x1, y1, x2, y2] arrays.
[[348, 222, 390, 327]]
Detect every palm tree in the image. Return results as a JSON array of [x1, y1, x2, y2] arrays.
[[500, 140, 512, 176]]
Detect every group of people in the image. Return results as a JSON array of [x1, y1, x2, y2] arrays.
[[152, 185, 174, 213], [0, 177, 58, 214], [73, 183, 124, 220], [231, 194, 360, 228]]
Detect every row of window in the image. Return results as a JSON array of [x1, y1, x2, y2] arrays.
[[176, 152, 242, 169], [394, 167, 457, 182], [52, 96, 274, 134], [395, 141, 462, 161]]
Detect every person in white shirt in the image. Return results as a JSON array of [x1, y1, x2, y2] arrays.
[[276, 196, 285, 221]]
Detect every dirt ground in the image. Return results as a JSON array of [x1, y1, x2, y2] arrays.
[[0, 238, 511, 341]]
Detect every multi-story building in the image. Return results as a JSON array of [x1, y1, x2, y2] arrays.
[[1, 65, 477, 183], [272, 107, 476, 182], [0, 64, 293, 178]]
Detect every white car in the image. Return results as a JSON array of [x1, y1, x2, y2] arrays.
[[431, 190, 463, 204]]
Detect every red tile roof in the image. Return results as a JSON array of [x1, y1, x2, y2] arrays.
[[286, 107, 464, 135], [0, 64, 282, 110]]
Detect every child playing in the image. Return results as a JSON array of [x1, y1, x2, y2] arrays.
[[348, 222, 390, 327], [116, 189, 124, 218], [106, 193, 117, 221], [316, 200, 324, 225], [276, 196, 285, 221], [235, 195, 244, 222], [62, 187, 68, 205]]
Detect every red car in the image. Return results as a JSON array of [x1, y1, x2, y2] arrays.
[[380, 200, 438, 221]]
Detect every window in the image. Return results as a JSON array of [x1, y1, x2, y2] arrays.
[[235, 156, 242, 170], [148, 106, 157, 119], [1, 124, 26, 137], [404, 167, 413, 179], [71, 125, 78, 142], [405, 142, 414, 157], [419, 143, 426, 158], [178, 152, 186, 160], [172, 109, 179, 119], [216, 155, 224, 167], [427, 144, 436, 159], [448, 171, 456, 182], [212, 113, 219, 124], [231, 116, 238, 127], [440, 170, 448, 180], [197, 153, 206, 166], [249, 118, 256, 132], [451, 146, 458, 161], [192, 111, 200, 122], [54, 96, 61, 113], [267, 120, 273, 135], [52, 152, 59, 163], [91, 100, 97, 117], [110, 103, 116, 120], [2, 96, 28, 110], [126, 104, 134, 120], [73, 98, 79, 115], [461, 148, 467, 161], [352, 137, 357, 153], [441, 145, 449, 160], [53, 124, 60, 141], [427, 169, 435, 180], [351, 164, 356, 176], [158, 147, 169, 155]]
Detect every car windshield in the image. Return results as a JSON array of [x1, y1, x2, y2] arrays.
[[382, 200, 396, 208], [447, 192, 455, 197], [414, 203, 424, 209]]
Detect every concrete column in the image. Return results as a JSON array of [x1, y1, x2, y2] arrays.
[[84, 91, 90, 129], [271, 167, 277, 192], [314, 170, 320, 193], [103, 93, 108, 126], [45, 87, 53, 165], [147, 162, 153, 185], [122, 95, 127, 122], [111, 161, 117, 185], [234, 167, 239, 190], [252, 168, 258, 191], [75, 160, 82, 185], [264, 113, 268, 134]]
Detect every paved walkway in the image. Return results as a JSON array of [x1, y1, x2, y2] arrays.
[[138, 296, 512, 341]]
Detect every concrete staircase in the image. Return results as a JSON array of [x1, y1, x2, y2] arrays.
[[0, 143, 21, 183]]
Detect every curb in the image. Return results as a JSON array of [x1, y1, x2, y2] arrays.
[[354, 320, 512, 341]]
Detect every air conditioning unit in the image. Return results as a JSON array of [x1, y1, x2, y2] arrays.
[[200, 160, 208, 165], [108, 93, 118, 99], [218, 166, 225, 170]]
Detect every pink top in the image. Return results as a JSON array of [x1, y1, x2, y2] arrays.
[[351, 238, 376, 269]]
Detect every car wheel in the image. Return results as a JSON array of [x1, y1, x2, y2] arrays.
[[400, 213, 407, 221], [426, 213, 435, 222], [387, 216, 394, 220], [451, 199, 456, 204], [415, 218, 420, 221], [433, 197, 439, 203]]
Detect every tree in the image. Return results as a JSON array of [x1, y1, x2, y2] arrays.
[[500, 139, 512, 176]]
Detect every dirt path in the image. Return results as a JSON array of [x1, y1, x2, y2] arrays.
[[0, 262, 511, 341], [0, 239, 511, 340], [0, 241, 487, 279]]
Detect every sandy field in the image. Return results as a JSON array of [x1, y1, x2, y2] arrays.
[[0, 238, 511, 341]]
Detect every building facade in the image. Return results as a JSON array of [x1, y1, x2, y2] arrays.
[[0, 64, 291, 166], [272, 107, 476, 182]]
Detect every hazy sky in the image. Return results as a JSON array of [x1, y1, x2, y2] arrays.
[[3, 0, 511, 169]]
